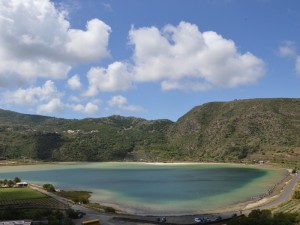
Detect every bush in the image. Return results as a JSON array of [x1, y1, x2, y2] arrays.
[[294, 191, 300, 199], [43, 183, 56, 192]]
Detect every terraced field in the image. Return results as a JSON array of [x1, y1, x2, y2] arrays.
[[273, 200, 300, 213], [272, 183, 300, 214], [0, 188, 68, 210]]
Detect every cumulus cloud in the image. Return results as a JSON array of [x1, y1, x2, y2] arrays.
[[278, 41, 297, 57], [108, 95, 127, 107], [129, 21, 265, 90], [66, 19, 111, 62], [0, 0, 111, 87], [85, 62, 133, 96], [3, 80, 66, 115], [4, 80, 62, 105], [72, 102, 99, 114], [108, 95, 145, 112], [37, 98, 64, 114], [67, 74, 82, 90]]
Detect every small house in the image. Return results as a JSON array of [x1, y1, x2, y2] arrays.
[[16, 182, 28, 187]]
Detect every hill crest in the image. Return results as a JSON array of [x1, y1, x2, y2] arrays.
[[0, 98, 299, 163]]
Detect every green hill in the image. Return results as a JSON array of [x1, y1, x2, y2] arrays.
[[166, 98, 300, 163], [0, 98, 299, 163]]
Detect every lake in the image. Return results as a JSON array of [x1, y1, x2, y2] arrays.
[[0, 162, 286, 215]]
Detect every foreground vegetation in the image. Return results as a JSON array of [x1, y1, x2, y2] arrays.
[[0, 98, 299, 163], [0, 184, 83, 224], [229, 181, 300, 225], [229, 209, 300, 225], [0, 206, 87, 225]]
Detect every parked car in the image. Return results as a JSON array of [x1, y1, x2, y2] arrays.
[[194, 217, 203, 223], [157, 217, 167, 223], [194, 217, 211, 223]]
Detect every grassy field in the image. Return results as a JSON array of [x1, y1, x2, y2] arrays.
[[57, 190, 91, 203], [0, 187, 45, 200]]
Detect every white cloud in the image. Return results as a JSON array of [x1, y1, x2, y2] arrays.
[[4, 80, 62, 105], [108, 95, 128, 107], [161, 80, 212, 91], [37, 98, 64, 114], [129, 21, 265, 90], [66, 19, 111, 62], [72, 102, 99, 114], [296, 56, 300, 76], [278, 41, 297, 57], [69, 95, 81, 102], [0, 0, 111, 87], [67, 74, 82, 90], [108, 95, 145, 112], [85, 102, 99, 114], [86, 62, 133, 95]]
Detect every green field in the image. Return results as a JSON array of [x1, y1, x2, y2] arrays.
[[0, 188, 45, 200]]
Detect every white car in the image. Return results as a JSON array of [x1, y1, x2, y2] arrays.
[[194, 217, 203, 223]]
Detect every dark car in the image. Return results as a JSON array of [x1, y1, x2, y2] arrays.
[[156, 217, 167, 223]]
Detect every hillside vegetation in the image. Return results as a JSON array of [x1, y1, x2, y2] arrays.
[[0, 98, 299, 163]]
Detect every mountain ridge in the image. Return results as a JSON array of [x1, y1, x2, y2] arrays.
[[0, 98, 299, 163]]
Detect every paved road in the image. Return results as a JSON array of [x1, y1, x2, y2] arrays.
[[29, 184, 73, 207], [258, 172, 300, 210], [29, 184, 116, 224]]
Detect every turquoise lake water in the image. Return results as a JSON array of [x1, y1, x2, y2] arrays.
[[0, 162, 286, 215]]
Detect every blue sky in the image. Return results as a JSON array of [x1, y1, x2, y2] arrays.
[[0, 0, 299, 121]]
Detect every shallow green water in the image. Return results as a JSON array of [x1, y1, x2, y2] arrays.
[[0, 162, 286, 215]]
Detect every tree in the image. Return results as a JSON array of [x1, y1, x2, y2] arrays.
[[14, 177, 21, 183], [7, 180, 14, 187]]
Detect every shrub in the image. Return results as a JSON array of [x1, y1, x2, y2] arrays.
[[294, 191, 300, 199], [43, 183, 56, 192]]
